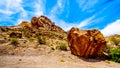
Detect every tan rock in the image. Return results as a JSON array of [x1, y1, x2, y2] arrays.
[[18, 21, 31, 27]]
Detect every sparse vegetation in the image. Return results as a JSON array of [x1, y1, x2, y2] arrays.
[[110, 37, 120, 45], [37, 36, 46, 44], [60, 59, 65, 62], [105, 35, 120, 63], [0, 15, 120, 67], [56, 42, 67, 51], [0, 27, 8, 32], [10, 38, 19, 46]]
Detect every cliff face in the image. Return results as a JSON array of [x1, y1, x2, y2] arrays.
[[67, 27, 106, 58]]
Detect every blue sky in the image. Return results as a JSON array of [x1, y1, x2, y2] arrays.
[[0, 0, 120, 36]]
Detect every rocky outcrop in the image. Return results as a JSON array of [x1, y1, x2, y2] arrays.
[[18, 21, 31, 27], [17, 15, 65, 33], [31, 16, 64, 32], [67, 27, 106, 58], [10, 32, 22, 38]]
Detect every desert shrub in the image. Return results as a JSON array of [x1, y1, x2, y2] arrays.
[[23, 31, 31, 38], [37, 36, 46, 44], [0, 27, 7, 32], [56, 42, 67, 51], [10, 38, 19, 46], [109, 48, 120, 63], [110, 37, 120, 45]]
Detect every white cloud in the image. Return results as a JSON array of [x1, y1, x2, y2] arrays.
[[48, 14, 94, 31], [50, 0, 68, 15], [47, 0, 72, 31], [33, 0, 46, 16], [48, 0, 97, 31], [77, 15, 95, 28], [101, 20, 120, 36], [47, 15, 74, 31], [77, 0, 98, 12], [0, 0, 22, 15], [15, 19, 24, 25], [0, 10, 13, 15], [0, 0, 29, 25]]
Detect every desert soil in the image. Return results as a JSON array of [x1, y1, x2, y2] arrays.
[[0, 46, 120, 68]]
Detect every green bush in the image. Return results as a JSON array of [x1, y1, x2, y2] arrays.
[[10, 38, 19, 46], [109, 48, 120, 63], [56, 42, 67, 51], [37, 36, 46, 44]]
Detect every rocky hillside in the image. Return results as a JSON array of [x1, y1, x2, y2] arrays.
[[105, 34, 120, 48], [0, 15, 67, 55]]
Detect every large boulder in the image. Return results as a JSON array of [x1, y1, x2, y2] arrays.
[[67, 27, 106, 58]]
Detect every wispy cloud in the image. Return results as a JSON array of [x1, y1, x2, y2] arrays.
[[101, 20, 120, 36], [33, 0, 46, 16], [0, 0, 46, 25], [48, 0, 98, 31], [47, 0, 72, 31], [0, 0, 23, 15], [0, 0, 28, 25], [50, 0, 67, 15], [77, 0, 98, 12], [77, 15, 95, 29]]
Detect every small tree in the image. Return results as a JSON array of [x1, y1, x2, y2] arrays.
[[56, 42, 67, 51]]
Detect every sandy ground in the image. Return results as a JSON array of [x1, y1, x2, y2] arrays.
[[0, 49, 120, 68], [0, 42, 120, 68]]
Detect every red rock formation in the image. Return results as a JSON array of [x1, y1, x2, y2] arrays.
[[31, 16, 64, 32], [67, 27, 106, 58]]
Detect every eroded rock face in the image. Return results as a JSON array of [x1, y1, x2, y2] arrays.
[[31, 16, 64, 32], [67, 27, 106, 58]]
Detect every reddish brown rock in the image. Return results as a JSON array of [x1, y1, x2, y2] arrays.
[[31, 16, 64, 32], [67, 27, 106, 58], [10, 32, 22, 38]]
